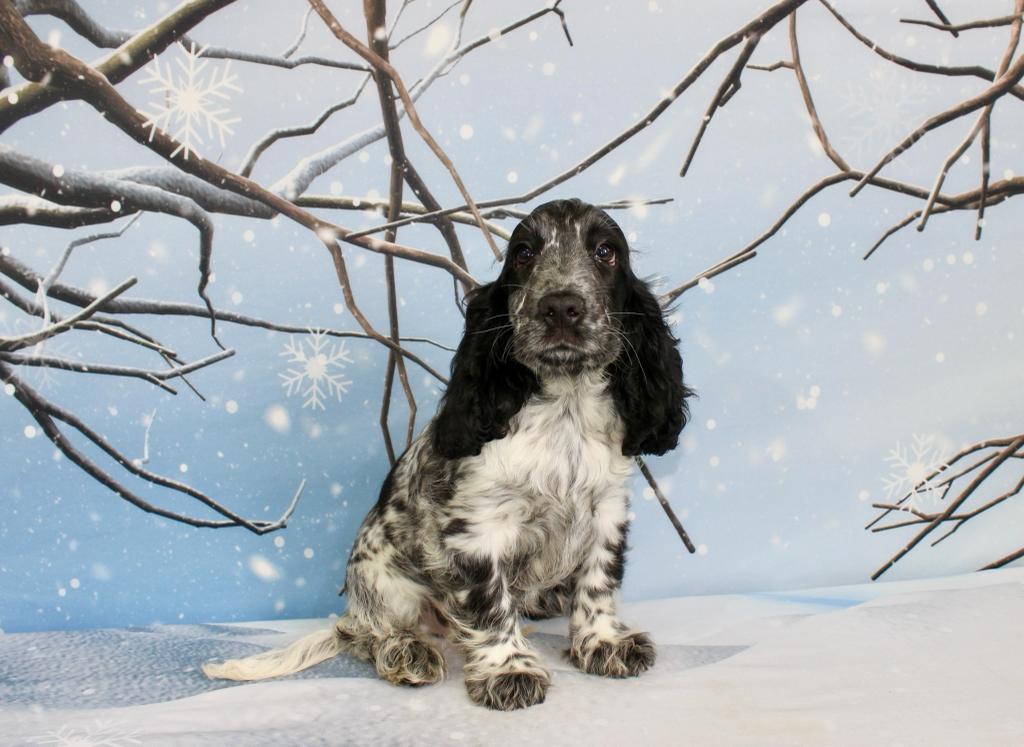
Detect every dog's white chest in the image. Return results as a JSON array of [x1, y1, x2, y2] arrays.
[[480, 378, 631, 500], [448, 377, 632, 586]]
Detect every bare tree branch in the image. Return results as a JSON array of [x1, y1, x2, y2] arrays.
[[0, 2, 478, 298], [869, 435, 1024, 579], [308, 0, 504, 261], [0, 360, 305, 534], [917, 0, 1023, 231], [3, 0, 1021, 566], [747, 59, 793, 72], [901, 13, 1023, 33], [388, 0, 461, 51], [366, 0, 417, 466], [923, 0, 960, 37], [238, 76, 372, 179], [636, 457, 696, 554], [1, 348, 235, 392], [272, 0, 567, 201], [14, 0, 372, 71], [850, 52, 1024, 197], [326, 0, 815, 244], [680, 31, 763, 177], [0, 276, 137, 351], [0, 251, 452, 379], [0, 0, 238, 131], [816, 0, 1024, 101]]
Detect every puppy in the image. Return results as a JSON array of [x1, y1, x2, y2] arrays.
[[204, 198, 691, 710]]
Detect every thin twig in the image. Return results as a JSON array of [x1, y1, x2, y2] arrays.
[[901, 13, 1023, 33], [636, 457, 697, 553], [680, 31, 763, 176], [922, 0, 959, 37], [0, 276, 137, 352], [871, 436, 1024, 580], [1, 361, 305, 534]]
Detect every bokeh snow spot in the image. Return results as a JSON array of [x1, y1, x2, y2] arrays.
[[862, 331, 886, 355], [767, 440, 787, 462], [772, 298, 800, 326], [248, 554, 280, 582], [424, 24, 452, 55], [264, 405, 291, 434]]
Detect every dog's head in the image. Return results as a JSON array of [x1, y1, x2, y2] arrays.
[[433, 198, 691, 459], [502, 198, 631, 374]]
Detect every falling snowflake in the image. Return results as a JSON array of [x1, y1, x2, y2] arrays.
[[29, 718, 142, 746], [837, 64, 936, 165], [279, 329, 353, 410], [138, 42, 242, 160], [881, 434, 949, 513]]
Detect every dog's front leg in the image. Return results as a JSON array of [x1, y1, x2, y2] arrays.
[[445, 549, 550, 710], [568, 491, 656, 678]]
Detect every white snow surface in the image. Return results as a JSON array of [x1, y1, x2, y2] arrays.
[[2, 569, 1023, 746]]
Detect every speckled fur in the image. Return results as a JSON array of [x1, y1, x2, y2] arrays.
[[204, 200, 690, 711]]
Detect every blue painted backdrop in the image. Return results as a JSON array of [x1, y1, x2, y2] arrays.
[[2, 0, 1023, 632]]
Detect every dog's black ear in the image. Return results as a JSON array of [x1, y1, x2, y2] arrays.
[[432, 282, 539, 459], [608, 275, 692, 457]]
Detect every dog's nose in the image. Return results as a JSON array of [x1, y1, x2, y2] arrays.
[[538, 291, 586, 328]]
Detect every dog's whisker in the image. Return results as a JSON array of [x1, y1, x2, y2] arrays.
[[475, 312, 511, 325], [469, 323, 514, 336]]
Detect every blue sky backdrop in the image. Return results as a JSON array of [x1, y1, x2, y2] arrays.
[[2, 0, 1023, 632]]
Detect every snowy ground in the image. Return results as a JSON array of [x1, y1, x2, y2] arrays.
[[2, 568, 1023, 746]]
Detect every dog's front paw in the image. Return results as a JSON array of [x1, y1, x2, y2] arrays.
[[568, 631, 656, 678], [465, 668, 550, 711]]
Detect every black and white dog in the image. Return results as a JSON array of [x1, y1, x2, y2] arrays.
[[204, 199, 691, 710]]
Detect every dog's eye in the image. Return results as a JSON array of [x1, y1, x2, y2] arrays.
[[594, 243, 617, 266], [512, 244, 536, 266]]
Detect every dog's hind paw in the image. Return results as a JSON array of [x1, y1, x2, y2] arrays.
[[374, 634, 446, 687]]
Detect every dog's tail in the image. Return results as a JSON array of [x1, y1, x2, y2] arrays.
[[202, 625, 342, 682]]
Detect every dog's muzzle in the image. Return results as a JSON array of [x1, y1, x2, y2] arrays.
[[538, 290, 586, 342]]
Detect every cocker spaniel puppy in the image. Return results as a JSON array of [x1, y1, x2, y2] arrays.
[[204, 198, 691, 711]]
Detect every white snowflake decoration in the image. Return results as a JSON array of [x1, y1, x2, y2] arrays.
[[138, 42, 241, 160], [29, 718, 142, 746], [881, 434, 948, 513], [838, 64, 935, 165], [0, 317, 77, 392], [279, 329, 354, 410]]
